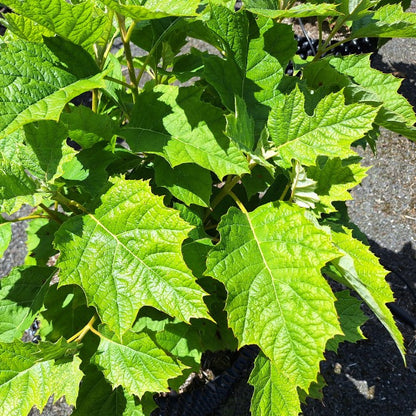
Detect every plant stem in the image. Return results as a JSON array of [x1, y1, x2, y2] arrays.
[[39, 203, 64, 224], [229, 191, 248, 214], [104, 75, 134, 90], [67, 315, 97, 343], [53, 192, 88, 215], [204, 175, 241, 221], [92, 89, 99, 113], [117, 13, 139, 101]]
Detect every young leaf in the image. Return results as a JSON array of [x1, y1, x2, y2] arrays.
[[0, 40, 106, 139], [329, 227, 405, 359], [0, 340, 83, 416], [54, 177, 210, 339], [100, 0, 200, 20], [4, 0, 109, 49], [307, 157, 368, 214], [92, 326, 184, 398], [268, 86, 380, 167], [249, 352, 301, 416], [328, 54, 416, 141], [154, 158, 212, 207], [119, 85, 249, 179], [206, 202, 342, 391], [0, 266, 54, 342]]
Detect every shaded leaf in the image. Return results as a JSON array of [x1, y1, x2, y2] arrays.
[[119, 85, 249, 179], [0, 266, 54, 342], [154, 158, 212, 207], [0, 40, 106, 139]]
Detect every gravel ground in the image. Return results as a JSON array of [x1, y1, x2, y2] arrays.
[[1, 3, 416, 415]]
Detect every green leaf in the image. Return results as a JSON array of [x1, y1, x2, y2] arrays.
[[249, 352, 301, 416], [154, 158, 212, 207], [0, 155, 44, 215], [100, 0, 200, 20], [4, 0, 108, 49], [351, 4, 416, 38], [245, 1, 341, 18], [268, 86, 380, 167], [119, 85, 249, 179], [55, 177, 210, 338], [328, 54, 416, 141], [329, 227, 405, 359], [307, 157, 368, 214], [0, 266, 54, 342], [225, 95, 256, 153], [23, 121, 77, 183], [25, 218, 59, 266], [290, 160, 319, 209], [93, 326, 183, 398], [2, 14, 54, 42], [206, 202, 342, 390], [60, 106, 118, 149], [73, 365, 156, 416], [203, 9, 296, 135], [0, 340, 83, 416], [326, 290, 367, 352], [0, 220, 12, 259], [0, 40, 106, 139]]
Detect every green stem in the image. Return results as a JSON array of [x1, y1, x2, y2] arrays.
[[39, 203, 64, 224], [104, 75, 134, 90], [67, 315, 97, 343], [92, 89, 99, 113], [278, 182, 291, 201], [228, 191, 248, 214], [117, 13, 139, 101], [3, 214, 49, 222], [53, 192, 88, 215], [204, 175, 241, 221]]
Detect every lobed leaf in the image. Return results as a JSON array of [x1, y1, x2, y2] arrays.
[[307, 157, 368, 214], [329, 54, 416, 141], [93, 326, 183, 398], [0, 40, 106, 139], [330, 228, 405, 359], [249, 352, 301, 416], [119, 85, 249, 179], [206, 202, 342, 390], [0, 340, 83, 416], [268, 86, 380, 167], [4, 0, 108, 49], [55, 177, 210, 339]]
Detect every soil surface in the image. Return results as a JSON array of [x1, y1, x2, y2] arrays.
[[1, 2, 416, 415]]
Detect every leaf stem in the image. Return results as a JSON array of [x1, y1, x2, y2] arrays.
[[52, 192, 88, 215], [228, 191, 248, 214], [67, 315, 97, 343], [39, 203, 64, 224], [204, 175, 241, 221], [104, 75, 135, 90]]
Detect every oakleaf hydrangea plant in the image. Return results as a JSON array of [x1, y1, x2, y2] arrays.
[[0, 0, 415, 415]]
